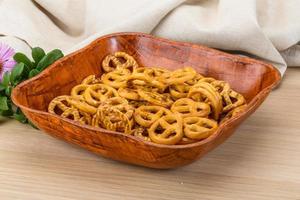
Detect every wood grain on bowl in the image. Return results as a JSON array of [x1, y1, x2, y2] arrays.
[[11, 32, 281, 169]]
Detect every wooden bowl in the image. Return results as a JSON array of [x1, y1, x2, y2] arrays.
[[11, 32, 281, 169]]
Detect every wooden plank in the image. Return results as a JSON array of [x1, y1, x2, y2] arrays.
[[0, 68, 299, 200]]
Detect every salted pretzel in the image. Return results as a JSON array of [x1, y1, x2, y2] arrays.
[[48, 95, 90, 125], [67, 96, 97, 115], [211, 80, 232, 107], [71, 84, 88, 100], [131, 126, 151, 142], [223, 89, 246, 112], [102, 51, 138, 72], [48, 95, 73, 115], [163, 67, 197, 85], [83, 84, 119, 106], [128, 67, 166, 90], [211, 80, 230, 93], [198, 77, 216, 84], [78, 111, 92, 125], [102, 96, 128, 106], [169, 73, 203, 100], [148, 113, 183, 145], [93, 106, 131, 134], [126, 68, 149, 87], [137, 89, 173, 107], [128, 100, 150, 108], [186, 73, 204, 85], [145, 67, 170, 89], [147, 67, 170, 79], [118, 87, 140, 100], [183, 117, 218, 140], [61, 108, 81, 121], [81, 75, 101, 85], [188, 82, 223, 120], [221, 105, 247, 122], [134, 105, 172, 127], [101, 68, 130, 88], [169, 83, 190, 99], [171, 98, 211, 118], [211, 80, 246, 112], [101, 97, 134, 120]]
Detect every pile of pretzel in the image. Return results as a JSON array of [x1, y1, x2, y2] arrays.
[[48, 52, 247, 145]]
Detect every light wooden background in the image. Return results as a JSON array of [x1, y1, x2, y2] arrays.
[[0, 68, 299, 200]]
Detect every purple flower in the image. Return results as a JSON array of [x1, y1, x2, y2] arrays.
[[0, 43, 16, 81]]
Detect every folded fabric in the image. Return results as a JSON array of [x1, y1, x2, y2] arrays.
[[1, 0, 299, 75]]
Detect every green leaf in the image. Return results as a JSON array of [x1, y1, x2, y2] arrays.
[[10, 63, 24, 83], [32, 47, 46, 64], [36, 49, 64, 71], [14, 108, 29, 124], [0, 108, 14, 116], [28, 120, 38, 129], [5, 86, 12, 96], [13, 53, 34, 69], [0, 96, 9, 110], [0, 83, 5, 92], [14, 113, 27, 123], [28, 69, 40, 78], [2, 72, 10, 87], [21, 64, 30, 79]]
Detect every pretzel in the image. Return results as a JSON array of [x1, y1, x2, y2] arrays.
[[48, 95, 93, 125], [148, 114, 183, 145], [211, 80, 230, 93], [169, 73, 203, 100], [67, 96, 97, 115], [211, 80, 230, 102], [183, 117, 218, 140], [71, 84, 88, 100], [78, 111, 92, 125], [101, 97, 134, 120], [186, 73, 204, 85], [134, 105, 172, 127], [163, 67, 197, 85], [221, 105, 247, 122], [102, 51, 138, 72], [102, 96, 128, 106], [128, 67, 166, 90], [137, 89, 173, 107], [101, 68, 130, 88], [169, 84, 190, 99], [83, 84, 119, 106], [198, 77, 216, 84], [118, 87, 140, 100], [93, 106, 132, 134], [211, 80, 246, 112], [128, 100, 150, 108], [188, 82, 223, 120], [48, 95, 73, 115], [223, 89, 246, 112], [61, 108, 81, 121], [171, 98, 211, 118], [131, 126, 151, 142], [81, 75, 101, 85], [147, 67, 170, 79]]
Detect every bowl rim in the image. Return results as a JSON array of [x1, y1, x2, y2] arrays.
[[11, 32, 281, 149]]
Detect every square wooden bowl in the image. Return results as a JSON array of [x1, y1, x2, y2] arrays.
[[12, 32, 281, 169]]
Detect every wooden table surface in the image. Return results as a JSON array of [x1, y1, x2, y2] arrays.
[[0, 68, 299, 200]]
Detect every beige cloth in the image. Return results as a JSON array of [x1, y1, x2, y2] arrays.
[[1, 0, 300, 75]]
